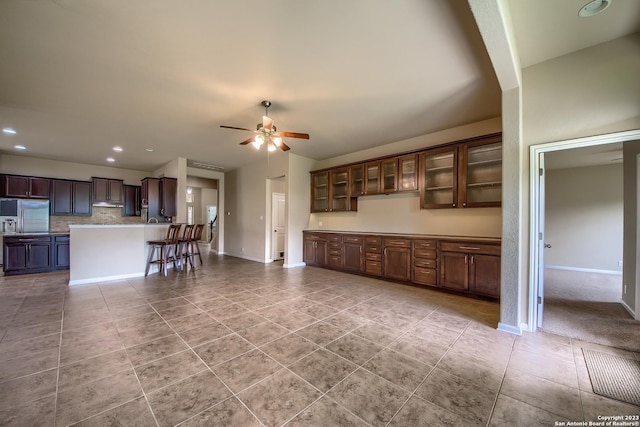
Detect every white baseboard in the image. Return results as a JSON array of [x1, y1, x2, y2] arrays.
[[545, 265, 622, 275], [69, 272, 145, 286], [620, 299, 636, 319], [283, 262, 306, 269], [497, 322, 522, 336]]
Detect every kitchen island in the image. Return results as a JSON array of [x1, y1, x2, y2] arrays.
[[69, 223, 169, 285]]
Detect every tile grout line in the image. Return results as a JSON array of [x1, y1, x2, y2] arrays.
[[53, 286, 66, 427]]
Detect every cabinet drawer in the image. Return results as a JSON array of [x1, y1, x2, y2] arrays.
[[413, 267, 437, 285], [366, 253, 381, 262], [365, 237, 381, 245], [328, 242, 341, 249], [327, 235, 342, 242], [365, 260, 382, 275], [343, 235, 363, 244], [304, 233, 324, 241], [413, 258, 436, 268], [383, 238, 411, 248], [6, 236, 50, 244], [328, 249, 342, 256], [440, 241, 500, 256], [413, 239, 436, 249], [413, 249, 436, 259], [366, 245, 381, 254]]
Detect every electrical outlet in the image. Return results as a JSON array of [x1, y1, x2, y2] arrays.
[[241, 247, 245, 253], [623, 284, 627, 294], [318, 221, 323, 227], [618, 260, 623, 267]]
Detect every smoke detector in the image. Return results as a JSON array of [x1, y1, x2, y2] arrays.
[[579, 0, 611, 17]]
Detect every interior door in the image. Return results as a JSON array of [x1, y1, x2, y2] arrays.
[[272, 192, 285, 260], [537, 154, 546, 328]]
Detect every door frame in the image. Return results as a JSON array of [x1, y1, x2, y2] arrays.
[[529, 129, 640, 330], [271, 192, 285, 260]]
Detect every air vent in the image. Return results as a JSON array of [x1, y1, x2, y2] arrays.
[[187, 160, 225, 171]]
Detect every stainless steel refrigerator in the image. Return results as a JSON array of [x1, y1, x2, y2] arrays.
[[17, 199, 50, 233]]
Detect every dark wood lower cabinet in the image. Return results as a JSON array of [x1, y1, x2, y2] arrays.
[[303, 231, 500, 299], [343, 236, 363, 272], [3, 234, 70, 275], [383, 238, 411, 281]]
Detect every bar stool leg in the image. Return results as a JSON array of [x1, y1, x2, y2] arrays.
[[145, 245, 156, 277]]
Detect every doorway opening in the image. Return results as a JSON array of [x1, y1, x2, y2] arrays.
[[529, 129, 640, 351]]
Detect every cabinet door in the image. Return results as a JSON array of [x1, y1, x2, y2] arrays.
[[343, 240, 363, 272], [143, 178, 161, 219], [123, 185, 140, 216], [141, 179, 149, 207], [459, 141, 502, 208], [439, 251, 468, 291], [54, 237, 70, 269], [364, 162, 380, 195], [4, 176, 30, 197], [73, 181, 92, 215], [108, 180, 123, 203], [4, 243, 28, 272], [421, 147, 457, 209], [330, 168, 350, 211], [381, 158, 398, 193], [51, 180, 73, 215], [469, 254, 500, 297], [383, 245, 410, 281], [28, 242, 52, 270], [311, 171, 329, 212], [160, 178, 177, 217], [315, 240, 327, 267], [349, 164, 365, 197], [93, 178, 109, 202], [398, 154, 418, 191], [29, 178, 51, 198], [303, 238, 317, 265]]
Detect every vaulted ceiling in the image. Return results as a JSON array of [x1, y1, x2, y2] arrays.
[[0, 0, 638, 172]]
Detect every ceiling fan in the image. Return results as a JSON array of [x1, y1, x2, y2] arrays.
[[220, 100, 310, 152]]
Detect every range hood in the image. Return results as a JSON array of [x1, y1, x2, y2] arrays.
[[92, 202, 124, 208]]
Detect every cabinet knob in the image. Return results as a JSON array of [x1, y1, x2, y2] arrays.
[[463, 203, 466, 207], [452, 203, 456, 207]]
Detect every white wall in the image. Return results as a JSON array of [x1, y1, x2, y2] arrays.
[[623, 141, 640, 314], [545, 164, 623, 273], [224, 151, 288, 262], [0, 154, 148, 184], [286, 153, 315, 268], [523, 33, 640, 316]]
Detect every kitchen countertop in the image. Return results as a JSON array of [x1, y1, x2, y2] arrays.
[[68, 224, 170, 228], [1, 232, 70, 236]]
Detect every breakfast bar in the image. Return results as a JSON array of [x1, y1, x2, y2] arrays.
[[68, 223, 169, 285]]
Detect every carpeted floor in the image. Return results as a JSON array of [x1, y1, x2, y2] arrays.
[[540, 269, 640, 352]]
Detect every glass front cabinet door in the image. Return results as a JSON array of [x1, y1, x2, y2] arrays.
[[459, 140, 502, 208], [420, 147, 457, 208], [311, 171, 329, 212]]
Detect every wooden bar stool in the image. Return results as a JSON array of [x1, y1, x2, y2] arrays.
[[177, 224, 195, 271], [190, 224, 205, 265], [145, 224, 181, 276]]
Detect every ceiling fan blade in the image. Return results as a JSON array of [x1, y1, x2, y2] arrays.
[[239, 136, 255, 145], [278, 141, 291, 151], [275, 131, 310, 139], [262, 116, 274, 132], [220, 125, 253, 132]]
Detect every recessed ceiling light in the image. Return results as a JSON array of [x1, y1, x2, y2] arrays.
[[3, 128, 17, 134], [14, 145, 26, 150], [106, 157, 115, 162], [579, 0, 611, 17], [113, 146, 123, 152], [145, 148, 154, 152]]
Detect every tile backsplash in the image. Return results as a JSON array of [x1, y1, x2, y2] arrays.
[[50, 207, 143, 232]]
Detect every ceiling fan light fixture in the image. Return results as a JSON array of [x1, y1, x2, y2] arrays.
[[252, 135, 265, 149], [267, 141, 277, 152], [272, 137, 282, 146]]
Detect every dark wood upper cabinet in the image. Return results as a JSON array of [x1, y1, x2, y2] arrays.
[[160, 177, 177, 217], [381, 158, 398, 193], [398, 154, 419, 192], [364, 161, 381, 195], [51, 179, 92, 216], [420, 146, 458, 208], [122, 185, 141, 217], [349, 164, 365, 197], [1, 175, 50, 199], [421, 135, 501, 209], [310, 171, 329, 212], [92, 178, 124, 204]]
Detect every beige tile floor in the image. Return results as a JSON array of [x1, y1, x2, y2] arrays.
[[0, 255, 638, 426]]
